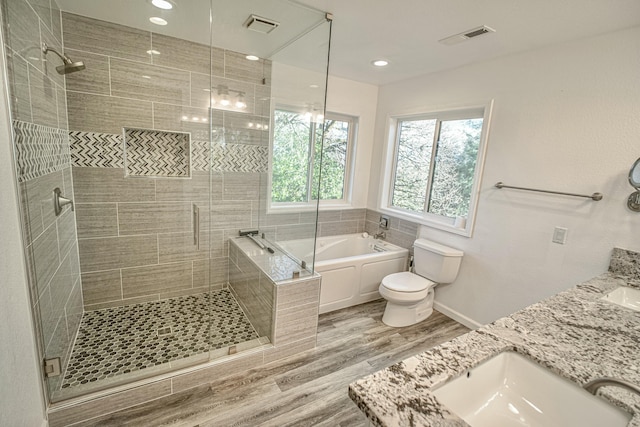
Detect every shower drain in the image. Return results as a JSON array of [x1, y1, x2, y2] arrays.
[[157, 326, 173, 338]]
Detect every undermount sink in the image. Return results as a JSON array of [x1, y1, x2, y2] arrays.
[[432, 351, 631, 427], [601, 286, 640, 311]]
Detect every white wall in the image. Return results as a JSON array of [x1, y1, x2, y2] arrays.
[[272, 62, 378, 208], [0, 54, 48, 425], [368, 26, 640, 326]]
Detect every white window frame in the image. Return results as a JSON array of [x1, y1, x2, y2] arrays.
[[379, 100, 493, 237], [268, 107, 358, 213]]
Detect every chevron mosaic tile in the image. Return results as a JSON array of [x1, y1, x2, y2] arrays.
[[70, 131, 123, 168], [124, 128, 191, 177], [212, 143, 268, 173], [13, 120, 71, 182], [69, 131, 268, 174]]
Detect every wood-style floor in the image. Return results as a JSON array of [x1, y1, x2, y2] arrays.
[[80, 300, 470, 427]]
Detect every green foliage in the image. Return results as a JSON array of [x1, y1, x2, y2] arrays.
[[272, 110, 349, 203], [391, 118, 482, 218]]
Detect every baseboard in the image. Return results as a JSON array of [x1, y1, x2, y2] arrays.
[[433, 301, 483, 330]]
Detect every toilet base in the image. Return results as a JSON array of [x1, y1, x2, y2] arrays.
[[381, 290, 434, 327]]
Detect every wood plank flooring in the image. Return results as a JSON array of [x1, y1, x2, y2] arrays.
[[77, 299, 470, 427]]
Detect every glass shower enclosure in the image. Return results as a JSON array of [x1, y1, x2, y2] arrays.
[[1, 0, 330, 403]]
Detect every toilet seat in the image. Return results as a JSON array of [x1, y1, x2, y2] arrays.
[[381, 271, 434, 293]]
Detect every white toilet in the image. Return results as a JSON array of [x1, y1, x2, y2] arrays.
[[379, 239, 463, 327]]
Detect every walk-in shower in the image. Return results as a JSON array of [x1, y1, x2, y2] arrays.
[[1, 0, 331, 407]]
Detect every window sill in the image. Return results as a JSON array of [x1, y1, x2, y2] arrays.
[[267, 200, 354, 214], [378, 207, 472, 237]]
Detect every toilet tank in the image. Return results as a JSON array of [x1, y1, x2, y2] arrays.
[[413, 239, 463, 283]]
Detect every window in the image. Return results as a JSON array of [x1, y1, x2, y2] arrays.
[[271, 108, 356, 207], [382, 103, 492, 235]]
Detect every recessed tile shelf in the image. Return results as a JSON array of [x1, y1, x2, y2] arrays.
[[123, 128, 191, 178]]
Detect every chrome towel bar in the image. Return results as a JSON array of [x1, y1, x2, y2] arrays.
[[495, 182, 603, 201]]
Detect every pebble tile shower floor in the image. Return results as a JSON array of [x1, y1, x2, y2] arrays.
[[61, 289, 259, 389]]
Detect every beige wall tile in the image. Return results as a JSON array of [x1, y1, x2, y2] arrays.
[[56, 85, 68, 130], [21, 170, 63, 244], [64, 50, 111, 95], [110, 58, 190, 104], [273, 302, 319, 346], [223, 111, 268, 145], [158, 231, 209, 264], [193, 257, 228, 287], [81, 269, 122, 306], [340, 208, 366, 222], [224, 50, 268, 85], [40, 20, 65, 88], [155, 171, 210, 202], [117, 202, 192, 235], [31, 223, 60, 294], [75, 203, 118, 239], [67, 91, 152, 134], [274, 223, 316, 241], [318, 220, 359, 237], [223, 172, 261, 201], [209, 201, 252, 230], [4, 0, 43, 73], [121, 261, 192, 298], [78, 234, 157, 272], [73, 167, 155, 203], [56, 207, 78, 256], [150, 33, 210, 75], [5, 49, 32, 122], [26, 0, 53, 35], [62, 12, 151, 63], [48, 380, 171, 427], [276, 278, 320, 311], [28, 65, 58, 128], [152, 103, 218, 140]]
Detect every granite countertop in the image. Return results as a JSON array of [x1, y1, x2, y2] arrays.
[[349, 248, 640, 426]]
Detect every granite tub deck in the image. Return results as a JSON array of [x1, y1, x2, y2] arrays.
[[349, 271, 640, 426]]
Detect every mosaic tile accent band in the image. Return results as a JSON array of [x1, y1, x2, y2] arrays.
[[70, 130, 267, 173], [61, 289, 259, 389], [69, 131, 123, 168], [212, 143, 268, 173], [13, 120, 71, 182], [124, 128, 191, 177]]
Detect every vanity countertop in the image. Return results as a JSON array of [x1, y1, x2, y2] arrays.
[[349, 249, 640, 426]]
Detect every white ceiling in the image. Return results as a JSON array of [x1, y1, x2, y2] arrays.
[[57, 0, 640, 86]]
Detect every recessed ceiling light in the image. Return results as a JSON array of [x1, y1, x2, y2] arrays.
[[246, 55, 260, 61], [309, 84, 319, 89], [151, 0, 173, 10], [372, 59, 389, 67], [141, 75, 151, 79], [149, 17, 168, 26], [146, 49, 161, 55]]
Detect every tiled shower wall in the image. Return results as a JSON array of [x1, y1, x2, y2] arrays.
[[2, 0, 82, 390], [62, 12, 273, 309]]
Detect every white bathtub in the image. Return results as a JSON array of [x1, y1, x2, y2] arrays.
[[279, 234, 409, 314]]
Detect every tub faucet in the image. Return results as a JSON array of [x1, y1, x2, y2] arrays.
[[583, 377, 640, 397], [374, 231, 386, 240]]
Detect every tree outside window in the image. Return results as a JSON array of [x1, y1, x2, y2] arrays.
[[272, 109, 355, 205]]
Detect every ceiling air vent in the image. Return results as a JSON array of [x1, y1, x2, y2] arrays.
[[438, 25, 496, 46], [244, 14, 280, 34]]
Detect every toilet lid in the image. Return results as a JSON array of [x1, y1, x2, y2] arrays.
[[382, 272, 434, 293]]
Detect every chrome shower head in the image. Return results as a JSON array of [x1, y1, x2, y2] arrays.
[[41, 43, 86, 75]]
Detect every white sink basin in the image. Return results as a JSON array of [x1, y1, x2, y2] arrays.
[[432, 351, 631, 427], [602, 286, 640, 311]]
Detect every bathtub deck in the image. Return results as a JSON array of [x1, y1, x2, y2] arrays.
[[77, 299, 470, 426]]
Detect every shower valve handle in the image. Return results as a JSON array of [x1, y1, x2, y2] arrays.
[[53, 187, 74, 216]]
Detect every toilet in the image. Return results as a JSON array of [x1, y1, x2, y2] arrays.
[[379, 239, 463, 327]]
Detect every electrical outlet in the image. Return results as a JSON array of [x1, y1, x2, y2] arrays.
[[552, 227, 568, 244]]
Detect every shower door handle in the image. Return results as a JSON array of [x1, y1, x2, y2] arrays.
[[193, 204, 200, 250]]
